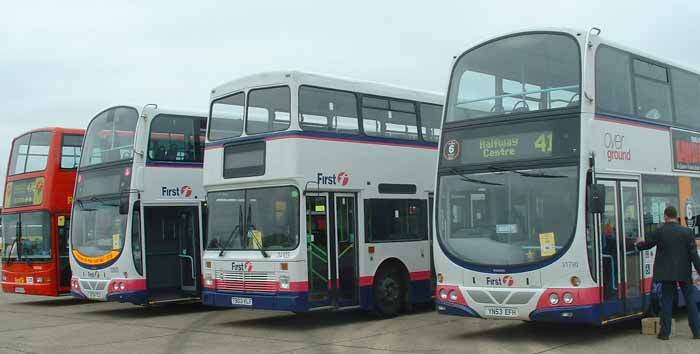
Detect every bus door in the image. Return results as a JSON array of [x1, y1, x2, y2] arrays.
[[144, 206, 199, 297], [57, 215, 71, 289], [598, 179, 644, 319], [177, 207, 199, 293], [306, 194, 331, 305], [333, 193, 358, 307], [428, 193, 435, 293]]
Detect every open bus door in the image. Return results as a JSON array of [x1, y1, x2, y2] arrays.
[[57, 215, 71, 290], [305, 192, 359, 308], [144, 205, 200, 302], [596, 177, 645, 322]]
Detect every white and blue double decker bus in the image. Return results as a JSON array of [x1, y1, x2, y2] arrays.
[[69, 105, 208, 305], [434, 28, 700, 325], [201, 71, 443, 316]]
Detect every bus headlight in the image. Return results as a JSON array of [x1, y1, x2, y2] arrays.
[[449, 290, 458, 301], [113, 282, 119, 291], [119, 283, 126, 291], [439, 288, 448, 300], [563, 292, 574, 304], [279, 275, 290, 289], [549, 293, 560, 305], [204, 273, 213, 286]]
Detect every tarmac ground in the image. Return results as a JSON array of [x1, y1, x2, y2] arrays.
[[0, 292, 698, 354]]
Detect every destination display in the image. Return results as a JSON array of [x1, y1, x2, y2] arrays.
[[672, 128, 700, 171], [463, 130, 553, 162], [75, 165, 130, 198], [440, 117, 579, 167], [224, 141, 266, 178], [3, 177, 45, 208]]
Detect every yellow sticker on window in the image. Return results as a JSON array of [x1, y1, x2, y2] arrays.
[[58, 216, 65, 227], [315, 205, 326, 213], [112, 234, 121, 250], [249, 230, 263, 249], [539, 232, 556, 257]]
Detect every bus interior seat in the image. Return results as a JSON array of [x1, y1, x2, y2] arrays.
[[512, 101, 530, 113], [567, 93, 580, 107], [490, 104, 505, 113], [166, 144, 179, 160]]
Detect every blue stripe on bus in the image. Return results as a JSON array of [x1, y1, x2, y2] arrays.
[[201, 289, 310, 312], [106, 290, 149, 305], [436, 301, 482, 318], [205, 130, 438, 150]]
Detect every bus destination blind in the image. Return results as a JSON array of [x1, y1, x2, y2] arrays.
[[460, 130, 553, 163]]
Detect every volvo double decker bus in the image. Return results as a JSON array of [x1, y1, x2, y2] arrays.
[[201, 71, 443, 316], [2, 127, 84, 296], [69, 105, 207, 305], [434, 28, 700, 325]]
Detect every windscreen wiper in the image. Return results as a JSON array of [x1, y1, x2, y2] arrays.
[[247, 228, 269, 258], [75, 199, 96, 211], [4, 240, 17, 264], [219, 225, 241, 256], [219, 205, 244, 256], [88, 196, 119, 207], [246, 205, 269, 258], [487, 166, 566, 179], [449, 168, 503, 186], [75, 196, 116, 210]]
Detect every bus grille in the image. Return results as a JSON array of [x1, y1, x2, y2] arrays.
[[214, 271, 277, 292]]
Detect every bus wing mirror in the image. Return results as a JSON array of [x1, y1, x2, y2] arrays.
[[119, 194, 130, 215], [589, 184, 605, 214]]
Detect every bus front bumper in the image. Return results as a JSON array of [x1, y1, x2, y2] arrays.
[[2, 281, 59, 296], [436, 300, 482, 318], [202, 288, 308, 312], [436, 299, 603, 325]]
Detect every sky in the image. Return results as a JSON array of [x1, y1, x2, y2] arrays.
[[1, 0, 700, 199]]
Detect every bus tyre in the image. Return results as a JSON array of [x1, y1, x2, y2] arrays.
[[373, 267, 405, 317]]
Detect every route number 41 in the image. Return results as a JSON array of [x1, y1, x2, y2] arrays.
[[534, 132, 553, 153]]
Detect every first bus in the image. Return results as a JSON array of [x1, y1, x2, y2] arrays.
[[2, 127, 84, 296], [69, 105, 207, 304], [434, 28, 700, 325], [201, 71, 443, 316]]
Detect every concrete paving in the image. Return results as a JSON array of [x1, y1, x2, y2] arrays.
[[0, 292, 698, 354]]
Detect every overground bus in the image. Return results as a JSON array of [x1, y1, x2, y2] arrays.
[[69, 105, 207, 305], [2, 127, 84, 296], [201, 71, 443, 316], [433, 28, 700, 325]]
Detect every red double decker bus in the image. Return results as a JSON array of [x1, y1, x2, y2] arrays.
[[2, 128, 84, 296]]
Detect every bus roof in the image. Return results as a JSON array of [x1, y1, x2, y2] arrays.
[[15, 127, 85, 136], [455, 27, 700, 79], [210, 70, 444, 105], [89, 105, 207, 122]]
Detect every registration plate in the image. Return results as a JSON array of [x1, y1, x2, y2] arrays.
[[485, 306, 519, 318], [231, 297, 252, 306], [15, 287, 25, 294], [85, 291, 101, 299]]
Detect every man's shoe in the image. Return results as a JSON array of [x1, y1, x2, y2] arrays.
[[693, 334, 700, 339], [657, 334, 670, 340]]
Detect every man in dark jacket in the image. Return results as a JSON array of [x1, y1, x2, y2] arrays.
[[636, 206, 700, 340]]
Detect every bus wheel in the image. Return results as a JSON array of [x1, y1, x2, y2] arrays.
[[373, 266, 405, 317]]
